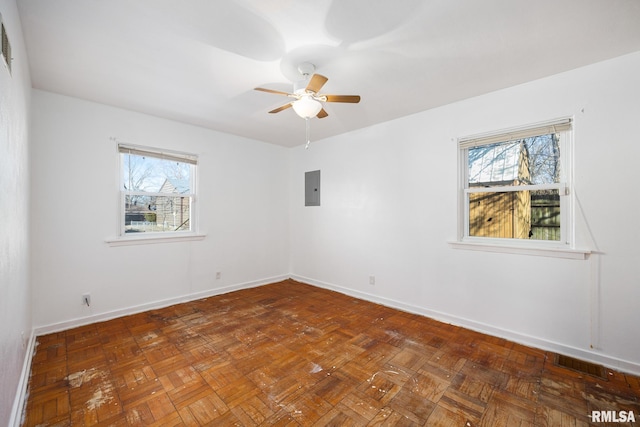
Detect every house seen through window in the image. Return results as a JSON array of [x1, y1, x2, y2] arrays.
[[119, 145, 197, 235], [459, 119, 572, 245]]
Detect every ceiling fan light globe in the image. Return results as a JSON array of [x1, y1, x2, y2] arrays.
[[292, 97, 322, 118]]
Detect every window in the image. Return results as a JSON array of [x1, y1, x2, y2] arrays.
[[458, 119, 573, 249], [119, 144, 197, 237]]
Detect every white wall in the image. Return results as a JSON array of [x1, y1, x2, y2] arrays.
[[30, 90, 290, 330], [290, 51, 640, 374], [0, 0, 32, 424]]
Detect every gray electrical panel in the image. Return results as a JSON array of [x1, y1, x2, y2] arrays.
[[305, 170, 321, 206]]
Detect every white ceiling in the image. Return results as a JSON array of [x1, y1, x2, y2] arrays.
[[17, 0, 640, 147]]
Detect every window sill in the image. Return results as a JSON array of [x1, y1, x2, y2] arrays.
[[448, 240, 590, 260], [106, 233, 206, 247]]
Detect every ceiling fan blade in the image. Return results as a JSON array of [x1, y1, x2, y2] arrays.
[[306, 74, 328, 93], [317, 108, 328, 119], [255, 87, 292, 97], [324, 95, 361, 103], [268, 103, 293, 114]]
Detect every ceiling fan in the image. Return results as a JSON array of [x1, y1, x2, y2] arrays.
[[254, 63, 361, 120]]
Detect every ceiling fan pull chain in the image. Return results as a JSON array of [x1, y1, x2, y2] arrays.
[[305, 117, 311, 149]]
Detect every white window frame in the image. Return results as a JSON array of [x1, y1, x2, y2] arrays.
[[107, 143, 205, 246], [451, 118, 589, 259]]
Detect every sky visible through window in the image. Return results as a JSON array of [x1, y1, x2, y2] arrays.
[[468, 134, 560, 186], [122, 153, 191, 193]]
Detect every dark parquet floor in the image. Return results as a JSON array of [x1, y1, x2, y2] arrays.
[[23, 279, 640, 426]]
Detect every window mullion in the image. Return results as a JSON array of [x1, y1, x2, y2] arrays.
[[465, 183, 564, 195]]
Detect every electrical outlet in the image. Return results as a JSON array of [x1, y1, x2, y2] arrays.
[[82, 293, 91, 307], [216, 272, 221, 280], [369, 275, 375, 285]]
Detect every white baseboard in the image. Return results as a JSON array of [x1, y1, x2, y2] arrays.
[[290, 274, 640, 376], [34, 274, 290, 336], [9, 330, 37, 427]]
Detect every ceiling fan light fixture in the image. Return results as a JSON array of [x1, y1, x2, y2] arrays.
[[292, 96, 322, 119]]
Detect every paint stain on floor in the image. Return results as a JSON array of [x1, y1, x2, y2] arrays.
[[86, 383, 115, 411], [66, 368, 115, 410], [66, 368, 105, 388]]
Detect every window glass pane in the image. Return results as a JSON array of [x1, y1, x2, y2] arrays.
[[120, 147, 196, 237], [122, 153, 191, 194], [468, 189, 560, 241], [125, 195, 191, 233], [468, 134, 560, 188], [530, 189, 561, 241], [526, 134, 561, 185]]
